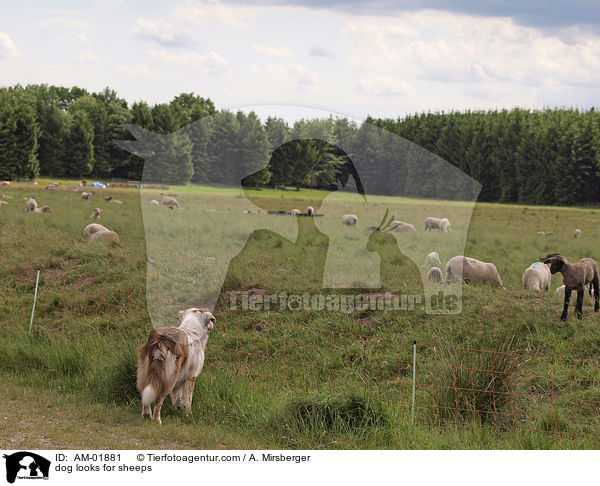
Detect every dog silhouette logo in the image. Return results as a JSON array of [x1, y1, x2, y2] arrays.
[[3, 452, 51, 483]]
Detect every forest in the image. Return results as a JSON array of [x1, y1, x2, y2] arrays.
[[1, 83, 599, 205]]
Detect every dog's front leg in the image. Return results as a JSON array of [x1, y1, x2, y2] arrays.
[[183, 377, 197, 413], [170, 385, 185, 410]]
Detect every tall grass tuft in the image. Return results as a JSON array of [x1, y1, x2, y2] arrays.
[[431, 337, 521, 428]]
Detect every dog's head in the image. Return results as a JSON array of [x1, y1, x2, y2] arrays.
[[178, 307, 216, 332]]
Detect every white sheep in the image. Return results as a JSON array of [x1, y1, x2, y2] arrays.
[[0, 181, 10, 186], [389, 221, 416, 233], [554, 284, 594, 304], [522, 262, 551, 291], [424, 251, 441, 268], [33, 205, 52, 213], [90, 208, 101, 219], [25, 198, 38, 212], [81, 192, 91, 200], [162, 196, 181, 208], [150, 200, 159, 207], [0, 200, 8, 206], [536, 231, 545, 236], [45, 183, 59, 190], [574, 229, 582, 238], [424, 217, 451, 232], [341, 214, 358, 225], [426, 267, 443, 283], [445, 255, 506, 289], [83, 223, 120, 243], [291, 209, 300, 216], [108, 199, 123, 204], [306, 206, 315, 216], [545, 231, 554, 237]]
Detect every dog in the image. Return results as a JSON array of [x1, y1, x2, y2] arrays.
[[136, 308, 215, 424]]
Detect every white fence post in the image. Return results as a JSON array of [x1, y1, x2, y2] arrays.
[[28, 268, 41, 335], [411, 339, 417, 427]]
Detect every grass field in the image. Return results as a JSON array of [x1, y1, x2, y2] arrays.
[[1, 178, 600, 449]]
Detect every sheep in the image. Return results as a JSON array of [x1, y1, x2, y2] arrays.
[[306, 206, 314, 216], [81, 192, 91, 200], [555, 284, 594, 303], [543, 253, 600, 320], [83, 223, 120, 244], [536, 231, 546, 236], [25, 198, 38, 212], [424, 217, 451, 232], [108, 199, 123, 204], [291, 209, 300, 216], [0, 181, 10, 186], [574, 229, 582, 238], [90, 208, 101, 219], [45, 183, 59, 190], [545, 231, 554, 237], [522, 262, 551, 291], [0, 200, 8, 206], [424, 251, 441, 268], [150, 200, 159, 207], [162, 196, 181, 208], [389, 221, 416, 233], [426, 266, 443, 283], [104, 196, 112, 201], [341, 214, 358, 225], [1, 193, 13, 200], [33, 205, 52, 213], [445, 255, 506, 289]]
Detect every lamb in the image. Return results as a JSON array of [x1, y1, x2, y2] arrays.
[[389, 221, 416, 233], [108, 199, 123, 204], [33, 206, 52, 213], [83, 223, 120, 244], [291, 209, 300, 216], [25, 198, 38, 212], [424, 217, 451, 232], [445, 255, 506, 289], [574, 229, 582, 238], [522, 262, 551, 291], [306, 206, 315, 216], [424, 251, 441, 268], [536, 231, 546, 236], [342, 214, 358, 225], [81, 192, 91, 200], [162, 196, 181, 208], [426, 266, 443, 283], [150, 200, 159, 207], [543, 253, 599, 320], [90, 208, 101, 219]]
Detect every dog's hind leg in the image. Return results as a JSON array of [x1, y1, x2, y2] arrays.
[[142, 403, 152, 419], [170, 385, 185, 410], [153, 396, 165, 425]]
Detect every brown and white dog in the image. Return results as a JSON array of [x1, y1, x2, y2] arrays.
[[136, 308, 215, 424]]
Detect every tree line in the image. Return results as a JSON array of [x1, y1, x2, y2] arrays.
[[1, 84, 599, 205]]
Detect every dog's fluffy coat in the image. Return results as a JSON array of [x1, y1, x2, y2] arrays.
[[136, 308, 215, 424]]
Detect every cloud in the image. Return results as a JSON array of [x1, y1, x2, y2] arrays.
[[132, 18, 195, 48], [252, 45, 292, 58], [40, 18, 93, 30], [78, 52, 101, 64], [76, 33, 91, 44], [309, 46, 334, 57], [0, 33, 22, 60], [148, 49, 231, 74], [266, 62, 321, 91], [116, 64, 153, 77], [174, 1, 257, 28], [356, 76, 413, 96]]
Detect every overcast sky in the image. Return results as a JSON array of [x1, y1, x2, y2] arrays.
[[2, 0, 600, 122]]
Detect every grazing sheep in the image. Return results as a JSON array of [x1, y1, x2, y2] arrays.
[[108, 199, 123, 204], [25, 198, 38, 212], [306, 206, 315, 216], [341, 214, 358, 225], [83, 223, 120, 244], [545, 231, 554, 237], [90, 208, 101, 219], [445, 255, 506, 289], [536, 231, 546, 236], [150, 200, 159, 206], [555, 284, 594, 303], [0, 181, 10, 186], [522, 262, 551, 291], [389, 221, 416, 233], [424, 251, 441, 268], [426, 266, 443, 283], [1, 193, 13, 199], [574, 229, 582, 238], [162, 196, 181, 208], [424, 217, 451, 232], [0, 200, 9, 206], [73, 187, 79, 192], [104, 196, 112, 201], [291, 209, 300, 216], [33, 205, 52, 213], [45, 183, 59, 190], [81, 192, 91, 200], [543, 253, 600, 320]]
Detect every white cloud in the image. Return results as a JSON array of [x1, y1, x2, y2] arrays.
[[116, 64, 153, 77], [266, 62, 321, 91], [76, 33, 91, 44], [148, 49, 231, 74], [356, 76, 413, 96], [174, 1, 254, 28], [252, 45, 292, 58], [0, 33, 22, 60], [78, 52, 100, 64], [40, 18, 93, 30], [132, 18, 195, 48], [309, 46, 334, 58]]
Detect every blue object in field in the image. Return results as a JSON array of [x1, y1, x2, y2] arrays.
[[90, 182, 107, 188]]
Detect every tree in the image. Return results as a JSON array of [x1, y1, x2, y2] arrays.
[[63, 110, 94, 177]]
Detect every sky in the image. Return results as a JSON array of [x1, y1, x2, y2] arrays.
[[2, 0, 600, 122]]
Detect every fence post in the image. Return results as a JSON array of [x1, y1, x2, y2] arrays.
[[411, 339, 417, 427], [28, 268, 41, 336]]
